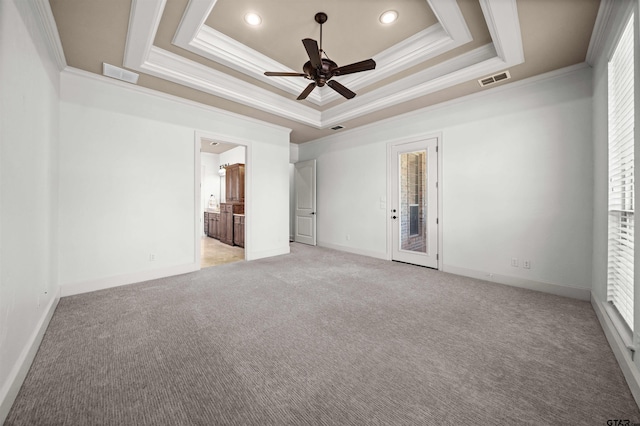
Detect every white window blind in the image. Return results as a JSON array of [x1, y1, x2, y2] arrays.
[[607, 13, 635, 331]]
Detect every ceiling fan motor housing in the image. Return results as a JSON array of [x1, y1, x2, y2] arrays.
[[303, 59, 337, 87]]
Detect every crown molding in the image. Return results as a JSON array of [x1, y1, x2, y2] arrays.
[[586, 0, 615, 65], [193, 26, 312, 102], [123, 0, 166, 68], [143, 46, 321, 127], [25, 0, 67, 70], [301, 62, 591, 147], [61, 66, 293, 135], [124, 0, 524, 129], [478, 0, 523, 63], [173, 0, 472, 106], [429, 0, 473, 40], [590, 0, 635, 64], [321, 44, 501, 127]]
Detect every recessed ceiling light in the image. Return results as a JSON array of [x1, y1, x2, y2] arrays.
[[379, 10, 398, 24], [244, 12, 262, 26]]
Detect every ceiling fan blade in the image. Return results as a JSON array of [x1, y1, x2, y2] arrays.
[[264, 72, 307, 77], [327, 80, 356, 99], [333, 59, 376, 76], [297, 82, 317, 100], [302, 38, 322, 69]]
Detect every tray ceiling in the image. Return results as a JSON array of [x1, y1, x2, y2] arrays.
[[49, 0, 600, 143]]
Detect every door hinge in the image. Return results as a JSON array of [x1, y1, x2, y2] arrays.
[[436, 218, 439, 224], [436, 146, 438, 153], [436, 254, 439, 261], [436, 181, 438, 189]]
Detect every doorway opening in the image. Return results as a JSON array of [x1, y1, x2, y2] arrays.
[[199, 139, 246, 268]]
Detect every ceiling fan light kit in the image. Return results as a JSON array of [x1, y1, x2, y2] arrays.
[[264, 12, 376, 101]]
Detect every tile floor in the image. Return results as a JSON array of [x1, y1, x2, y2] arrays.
[[200, 236, 244, 268]]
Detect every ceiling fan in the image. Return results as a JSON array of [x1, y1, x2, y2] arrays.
[[264, 12, 376, 101]]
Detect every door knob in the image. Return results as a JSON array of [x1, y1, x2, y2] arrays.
[[391, 216, 397, 219], [311, 212, 316, 215]]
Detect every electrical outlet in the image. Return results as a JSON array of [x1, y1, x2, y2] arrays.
[[523, 260, 531, 269], [511, 258, 518, 267], [346, 234, 351, 241], [149, 253, 156, 261]]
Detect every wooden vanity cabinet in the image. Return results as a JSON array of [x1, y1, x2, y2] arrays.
[[233, 215, 245, 247], [220, 203, 244, 245], [205, 212, 220, 239], [210, 213, 220, 239], [225, 163, 245, 203]]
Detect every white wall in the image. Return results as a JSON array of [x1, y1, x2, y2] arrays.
[[59, 69, 291, 295], [220, 146, 245, 167], [0, 0, 60, 420], [201, 152, 220, 233], [299, 65, 593, 299]]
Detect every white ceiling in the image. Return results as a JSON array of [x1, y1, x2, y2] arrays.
[[49, 0, 600, 143]]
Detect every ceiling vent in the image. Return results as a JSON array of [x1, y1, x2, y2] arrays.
[[478, 70, 511, 87], [330, 125, 345, 131], [103, 63, 139, 84]]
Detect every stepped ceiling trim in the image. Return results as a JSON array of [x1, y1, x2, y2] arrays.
[[124, 0, 523, 129]]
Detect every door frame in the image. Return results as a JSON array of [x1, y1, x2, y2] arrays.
[[194, 130, 251, 269], [386, 133, 443, 269]]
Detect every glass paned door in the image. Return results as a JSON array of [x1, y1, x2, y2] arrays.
[[391, 138, 438, 268]]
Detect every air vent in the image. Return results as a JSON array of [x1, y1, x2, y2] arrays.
[[478, 70, 511, 87], [103, 63, 139, 84], [330, 125, 345, 131]]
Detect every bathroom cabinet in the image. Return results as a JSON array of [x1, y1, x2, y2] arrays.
[[225, 163, 245, 203]]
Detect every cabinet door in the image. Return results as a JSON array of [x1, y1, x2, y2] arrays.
[[226, 166, 237, 202], [204, 212, 209, 235], [233, 216, 244, 247], [224, 213, 233, 245], [237, 165, 245, 203], [212, 215, 219, 239], [208, 216, 215, 238]]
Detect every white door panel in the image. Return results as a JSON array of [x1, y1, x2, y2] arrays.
[[391, 139, 438, 268], [294, 159, 316, 245]]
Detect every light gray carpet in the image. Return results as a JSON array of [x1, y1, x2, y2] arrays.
[[6, 243, 640, 425]]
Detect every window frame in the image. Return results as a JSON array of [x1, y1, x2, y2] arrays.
[[606, 7, 636, 345]]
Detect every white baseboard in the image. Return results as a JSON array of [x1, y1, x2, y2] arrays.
[[0, 290, 60, 423], [317, 241, 387, 260], [442, 264, 591, 301], [246, 245, 290, 261], [591, 295, 640, 409], [60, 263, 199, 297]]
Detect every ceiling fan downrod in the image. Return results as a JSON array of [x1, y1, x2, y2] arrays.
[[315, 12, 327, 55]]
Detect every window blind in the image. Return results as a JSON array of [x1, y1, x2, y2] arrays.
[[607, 13, 635, 331]]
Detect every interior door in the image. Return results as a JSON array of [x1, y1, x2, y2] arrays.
[[294, 159, 317, 245], [391, 139, 438, 268]]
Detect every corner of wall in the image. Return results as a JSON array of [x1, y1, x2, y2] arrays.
[[0, 291, 60, 423]]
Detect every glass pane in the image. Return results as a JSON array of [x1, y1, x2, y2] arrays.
[[400, 150, 427, 253]]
